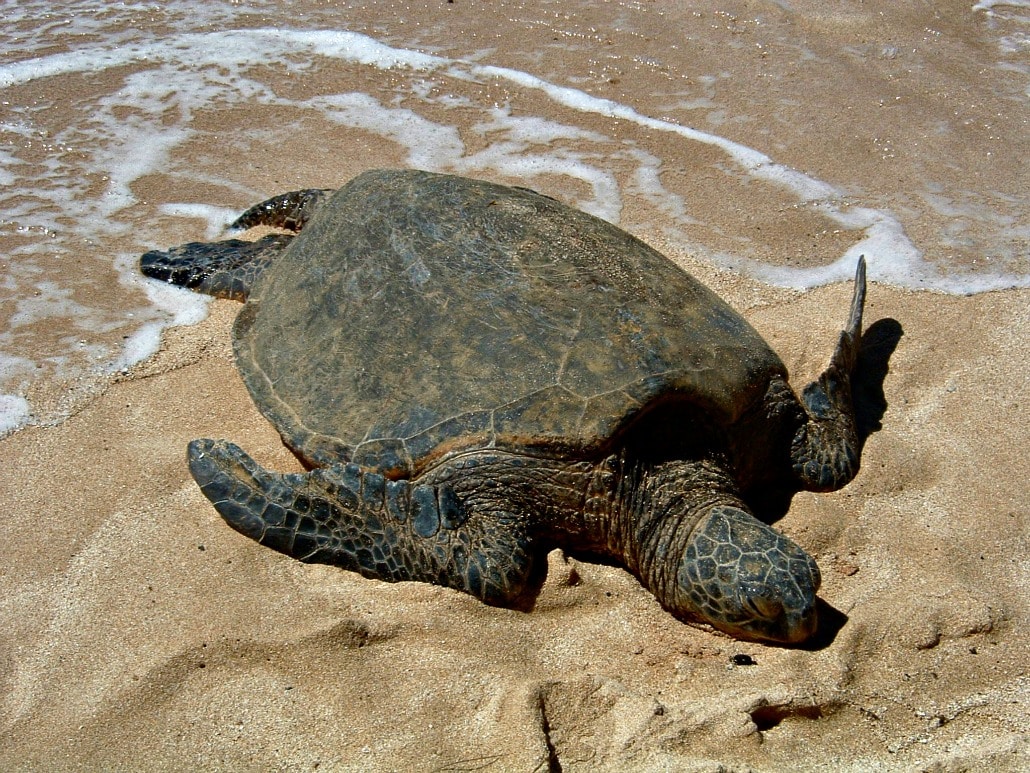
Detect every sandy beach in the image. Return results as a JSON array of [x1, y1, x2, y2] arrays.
[[2, 268, 1027, 770], [1, 2, 1028, 770]]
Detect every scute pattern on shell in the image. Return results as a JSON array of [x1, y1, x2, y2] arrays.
[[234, 170, 785, 475]]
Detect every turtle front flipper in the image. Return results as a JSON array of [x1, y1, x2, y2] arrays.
[[791, 257, 867, 491], [140, 234, 292, 301], [186, 439, 536, 606], [230, 188, 334, 232]]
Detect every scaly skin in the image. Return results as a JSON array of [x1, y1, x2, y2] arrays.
[[791, 258, 866, 492], [140, 235, 292, 301], [231, 188, 334, 232], [189, 440, 819, 643]]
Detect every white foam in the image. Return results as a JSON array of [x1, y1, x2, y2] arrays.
[[0, 145, 18, 186], [0, 352, 37, 388], [99, 128, 195, 223], [0, 29, 442, 90], [460, 107, 623, 220], [309, 95, 627, 221], [157, 204, 240, 240], [973, 0, 1030, 12], [193, 29, 1028, 290], [627, 148, 698, 227], [110, 249, 211, 374], [463, 146, 623, 223], [307, 92, 465, 171], [0, 28, 834, 216], [0, 394, 31, 436], [7, 25, 1026, 295], [7, 281, 117, 332], [973, 1, 1030, 58], [473, 108, 609, 145]]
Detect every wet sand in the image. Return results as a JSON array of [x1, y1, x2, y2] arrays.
[[2, 2, 1028, 770]]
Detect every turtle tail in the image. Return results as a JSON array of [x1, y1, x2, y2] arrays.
[[791, 257, 866, 492]]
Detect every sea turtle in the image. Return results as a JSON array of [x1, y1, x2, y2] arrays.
[[141, 169, 868, 644]]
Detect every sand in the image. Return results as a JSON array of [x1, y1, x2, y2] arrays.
[[2, 2, 1028, 770], [1, 267, 1027, 771]]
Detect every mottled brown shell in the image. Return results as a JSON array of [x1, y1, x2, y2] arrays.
[[234, 169, 785, 476]]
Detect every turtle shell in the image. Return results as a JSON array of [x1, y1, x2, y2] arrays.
[[234, 169, 786, 477]]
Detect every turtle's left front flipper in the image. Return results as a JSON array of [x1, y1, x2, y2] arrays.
[[791, 257, 867, 492], [140, 234, 292, 301]]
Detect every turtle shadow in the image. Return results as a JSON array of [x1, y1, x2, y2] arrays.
[[798, 598, 849, 650], [853, 317, 903, 451], [726, 598, 848, 651]]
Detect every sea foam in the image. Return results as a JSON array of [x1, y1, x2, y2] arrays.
[[3, 26, 1024, 294]]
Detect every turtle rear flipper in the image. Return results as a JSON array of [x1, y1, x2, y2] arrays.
[[140, 234, 292, 301], [791, 257, 866, 492], [230, 188, 334, 232], [140, 188, 334, 299], [187, 439, 537, 607]]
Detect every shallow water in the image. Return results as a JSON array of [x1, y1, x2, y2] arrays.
[[1, 0, 1027, 433]]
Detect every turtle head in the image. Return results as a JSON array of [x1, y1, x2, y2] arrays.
[[671, 505, 821, 644]]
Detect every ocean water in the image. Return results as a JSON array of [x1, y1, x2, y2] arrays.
[[1, 0, 1027, 434]]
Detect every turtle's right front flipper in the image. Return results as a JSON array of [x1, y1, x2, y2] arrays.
[[187, 439, 536, 607], [140, 234, 292, 301]]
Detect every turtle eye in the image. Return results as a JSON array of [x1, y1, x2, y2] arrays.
[[742, 591, 783, 621]]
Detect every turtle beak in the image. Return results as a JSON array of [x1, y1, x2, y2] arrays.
[[741, 588, 819, 644]]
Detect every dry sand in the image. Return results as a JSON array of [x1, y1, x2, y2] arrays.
[[1, 264, 1027, 771]]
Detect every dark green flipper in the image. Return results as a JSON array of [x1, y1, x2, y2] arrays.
[[791, 257, 867, 491], [187, 439, 536, 606], [140, 188, 333, 299], [230, 188, 334, 232], [140, 234, 292, 301]]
